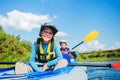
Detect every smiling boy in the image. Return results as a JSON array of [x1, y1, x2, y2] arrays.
[[15, 23, 68, 74]]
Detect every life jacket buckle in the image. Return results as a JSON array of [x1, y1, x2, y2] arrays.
[[49, 52, 54, 54]]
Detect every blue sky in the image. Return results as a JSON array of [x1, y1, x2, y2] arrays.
[[0, 0, 120, 52]]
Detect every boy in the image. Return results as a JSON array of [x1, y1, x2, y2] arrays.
[[59, 40, 77, 63], [15, 23, 68, 74]]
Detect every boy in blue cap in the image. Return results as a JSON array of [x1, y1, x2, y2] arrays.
[[15, 23, 68, 74]]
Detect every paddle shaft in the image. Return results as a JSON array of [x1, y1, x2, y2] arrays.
[[68, 63, 111, 68], [0, 62, 15, 64], [0, 62, 112, 68], [72, 41, 84, 50], [36, 63, 111, 68]]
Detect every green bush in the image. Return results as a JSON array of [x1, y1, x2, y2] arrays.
[[0, 26, 32, 64]]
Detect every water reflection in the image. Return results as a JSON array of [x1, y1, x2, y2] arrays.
[[87, 62, 120, 80]]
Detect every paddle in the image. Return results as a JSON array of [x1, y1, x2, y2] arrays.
[[69, 61, 120, 71], [0, 61, 120, 71], [72, 30, 99, 50]]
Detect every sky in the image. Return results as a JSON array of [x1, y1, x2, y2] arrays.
[[0, 0, 120, 52]]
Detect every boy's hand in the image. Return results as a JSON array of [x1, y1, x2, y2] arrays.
[[69, 48, 73, 52], [41, 63, 49, 72]]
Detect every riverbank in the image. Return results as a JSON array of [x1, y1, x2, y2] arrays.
[[76, 48, 120, 62]]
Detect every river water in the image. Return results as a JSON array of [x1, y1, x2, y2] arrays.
[[87, 62, 120, 80]]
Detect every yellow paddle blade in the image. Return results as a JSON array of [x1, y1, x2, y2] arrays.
[[83, 30, 99, 42]]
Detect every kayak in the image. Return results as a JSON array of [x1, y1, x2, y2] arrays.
[[0, 65, 88, 80]]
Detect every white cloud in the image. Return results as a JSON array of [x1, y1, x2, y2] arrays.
[[0, 10, 53, 31], [56, 31, 68, 37], [79, 40, 105, 52], [109, 41, 120, 50], [79, 40, 120, 52]]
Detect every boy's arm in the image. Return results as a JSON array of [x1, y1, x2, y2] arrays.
[[29, 42, 40, 72], [47, 44, 62, 66]]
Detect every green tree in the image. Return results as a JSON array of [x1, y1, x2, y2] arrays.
[[0, 25, 32, 63]]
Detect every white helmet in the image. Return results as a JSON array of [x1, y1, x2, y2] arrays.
[[59, 40, 67, 45]]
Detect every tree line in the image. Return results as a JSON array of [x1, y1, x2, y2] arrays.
[[0, 25, 32, 62], [76, 48, 120, 62]]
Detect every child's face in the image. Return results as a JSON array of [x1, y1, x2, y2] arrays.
[[60, 43, 67, 48], [41, 28, 54, 43]]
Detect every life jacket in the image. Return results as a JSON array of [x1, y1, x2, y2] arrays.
[[60, 48, 77, 63], [36, 38, 56, 63], [60, 48, 71, 63], [60, 48, 70, 54]]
